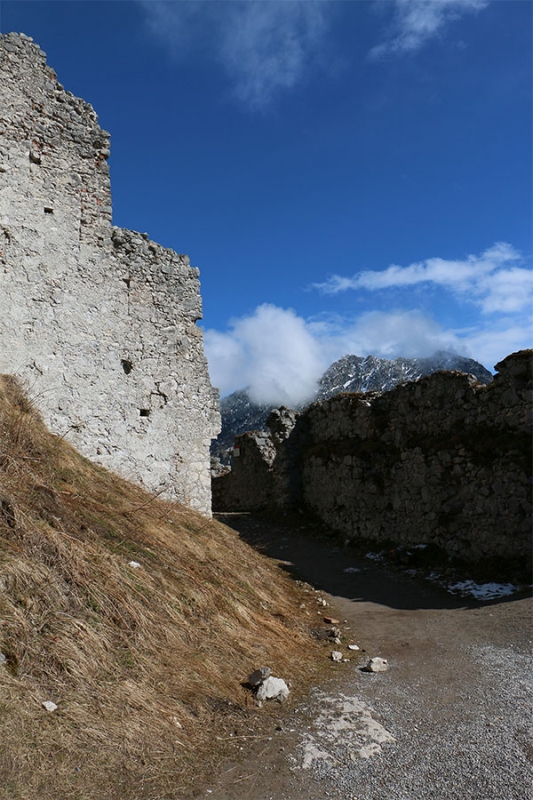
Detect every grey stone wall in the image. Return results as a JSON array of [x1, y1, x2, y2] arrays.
[[213, 351, 532, 565], [212, 430, 276, 512], [0, 33, 220, 514]]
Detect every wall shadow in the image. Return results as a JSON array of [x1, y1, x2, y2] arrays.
[[217, 512, 531, 613]]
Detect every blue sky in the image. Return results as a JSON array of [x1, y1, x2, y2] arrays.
[[1, 1, 531, 403]]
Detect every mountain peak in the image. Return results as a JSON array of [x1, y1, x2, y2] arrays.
[[212, 352, 493, 462]]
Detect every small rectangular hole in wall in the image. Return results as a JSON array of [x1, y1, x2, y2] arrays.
[[44, 207, 54, 214], [139, 409, 150, 417], [121, 359, 133, 375]]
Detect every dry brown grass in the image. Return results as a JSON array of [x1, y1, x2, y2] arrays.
[[0, 376, 322, 799]]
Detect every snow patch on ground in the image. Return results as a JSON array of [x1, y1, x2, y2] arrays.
[[426, 574, 522, 600], [365, 552, 385, 562], [447, 580, 518, 600]]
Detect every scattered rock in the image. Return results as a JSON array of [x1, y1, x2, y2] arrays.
[[348, 644, 360, 651], [42, 700, 58, 712], [324, 616, 340, 625], [331, 651, 343, 662], [128, 561, 141, 569], [313, 628, 332, 640], [256, 676, 289, 703], [247, 666, 272, 687], [363, 657, 389, 673]]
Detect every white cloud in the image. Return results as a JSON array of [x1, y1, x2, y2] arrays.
[[311, 309, 465, 363], [141, 0, 330, 108], [456, 317, 533, 370], [205, 240, 531, 399], [141, 0, 492, 106], [204, 303, 327, 405], [218, 2, 328, 107], [314, 242, 532, 315], [204, 304, 478, 406], [370, 0, 489, 59], [477, 267, 533, 314]]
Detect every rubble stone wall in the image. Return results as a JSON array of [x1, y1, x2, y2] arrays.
[[0, 33, 220, 514], [213, 351, 532, 563]]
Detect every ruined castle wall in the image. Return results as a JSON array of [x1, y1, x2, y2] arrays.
[[301, 352, 531, 562], [213, 351, 532, 564], [0, 33, 220, 514], [212, 431, 276, 512]]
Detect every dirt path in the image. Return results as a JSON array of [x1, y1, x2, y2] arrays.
[[199, 514, 532, 800]]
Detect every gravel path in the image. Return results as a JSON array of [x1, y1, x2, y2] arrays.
[[204, 515, 532, 800]]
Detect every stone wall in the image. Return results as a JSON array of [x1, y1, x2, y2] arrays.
[[212, 407, 303, 511], [213, 351, 532, 564], [0, 33, 220, 514]]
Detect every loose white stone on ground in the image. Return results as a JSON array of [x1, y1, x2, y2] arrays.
[[256, 677, 289, 703], [42, 701, 58, 712], [363, 657, 389, 673]]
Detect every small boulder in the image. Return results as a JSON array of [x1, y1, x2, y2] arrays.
[[331, 651, 343, 662], [363, 657, 389, 673], [256, 676, 289, 703]]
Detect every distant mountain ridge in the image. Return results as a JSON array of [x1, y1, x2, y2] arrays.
[[317, 351, 493, 397], [212, 351, 493, 462]]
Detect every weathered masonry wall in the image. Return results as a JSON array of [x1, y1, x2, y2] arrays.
[[213, 351, 532, 565], [0, 33, 220, 514]]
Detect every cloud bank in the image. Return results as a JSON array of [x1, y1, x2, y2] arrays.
[[204, 304, 327, 405], [314, 243, 532, 315], [205, 243, 532, 405], [141, 0, 491, 108]]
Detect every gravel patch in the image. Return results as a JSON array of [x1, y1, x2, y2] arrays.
[[292, 641, 532, 800]]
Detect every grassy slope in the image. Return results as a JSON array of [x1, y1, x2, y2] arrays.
[[0, 376, 321, 799]]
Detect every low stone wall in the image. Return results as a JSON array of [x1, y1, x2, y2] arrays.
[[213, 350, 532, 565]]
